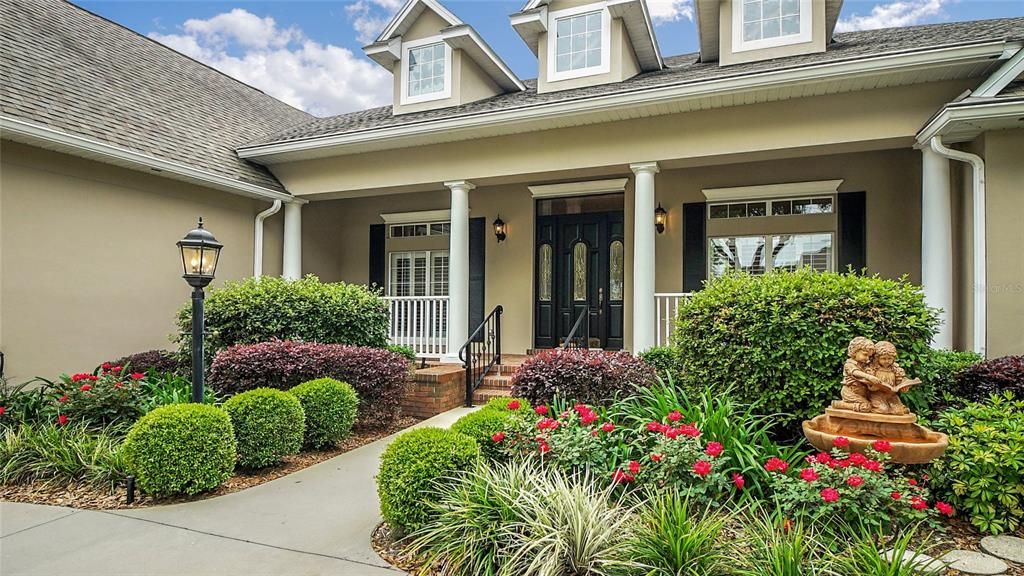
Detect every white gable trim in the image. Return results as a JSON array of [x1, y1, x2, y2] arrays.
[[381, 209, 451, 223], [376, 0, 461, 43], [702, 180, 843, 202], [529, 178, 628, 198], [973, 46, 1024, 98]]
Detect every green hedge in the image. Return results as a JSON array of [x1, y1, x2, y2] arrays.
[[451, 409, 513, 461], [222, 389, 305, 468], [673, 270, 938, 424], [122, 404, 235, 496], [377, 427, 479, 535], [289, 378, 359, 449], [175, 275, 389, 361]]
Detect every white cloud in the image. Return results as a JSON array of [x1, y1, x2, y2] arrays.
[[647, 0, 695, 24], [346, 0, 405, 44], [149, 9, 392, 116], [836, 0, 948, 32]]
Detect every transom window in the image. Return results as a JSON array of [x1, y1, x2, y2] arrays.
[[388, 251, 449, 297], [408, 43, 446, 98], [709, 233, 833, 278], [555, 11, 602, 73], [708, 196, 833, 220], [389, 222, 450, 238]]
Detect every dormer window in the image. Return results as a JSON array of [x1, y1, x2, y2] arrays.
[[401, 37, 452, 104], [547, 5, 611, 82], [734, 0, 812, 52]]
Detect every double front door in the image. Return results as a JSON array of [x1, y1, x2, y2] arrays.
[[535, 211, 624, 350]]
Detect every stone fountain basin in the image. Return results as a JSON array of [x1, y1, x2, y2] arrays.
[[803, 408, 948, 464]]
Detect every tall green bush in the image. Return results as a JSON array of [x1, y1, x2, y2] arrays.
[[673, 270, 938, 424], [175, 275, 389, 361]]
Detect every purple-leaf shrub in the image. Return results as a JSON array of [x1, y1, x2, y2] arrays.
[[955, 355, 1024, 401], [511, 349, 654, 406], [208, 340, 410, 428]]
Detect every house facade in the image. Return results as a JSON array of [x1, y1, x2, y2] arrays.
[[1, 0, 1022, 380]]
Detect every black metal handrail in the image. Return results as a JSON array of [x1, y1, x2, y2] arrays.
[[562, 308, 589, 349], [459, 305, 503, 407]]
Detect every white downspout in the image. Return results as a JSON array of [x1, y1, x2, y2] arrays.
[[929, 136, 986, 356], [253, 200, 282, 277]]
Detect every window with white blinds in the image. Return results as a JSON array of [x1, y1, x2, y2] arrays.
[[709, 233, 832, 278], [388, 251, 449, 297]]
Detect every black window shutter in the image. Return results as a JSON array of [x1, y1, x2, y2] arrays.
[[837, 192, 867, 273], [469, 218, 486, 337], [369, 224, 386, 291], [682, 202, 707, 292]]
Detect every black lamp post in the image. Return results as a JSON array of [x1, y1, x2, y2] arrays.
[[177, 218, 222, 403]]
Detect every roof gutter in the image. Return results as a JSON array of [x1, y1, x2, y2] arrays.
[[239, 40, 1018, 160], [1, 115, 292, 202]]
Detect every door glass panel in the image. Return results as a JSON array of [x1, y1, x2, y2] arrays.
[[538, 244, 553, 302], [572, 241, 587, 301], [609, 240, 624, 301]]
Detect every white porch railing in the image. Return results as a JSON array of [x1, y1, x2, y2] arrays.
[[655, 292, 692, 347], [383, 296, 449, 358]]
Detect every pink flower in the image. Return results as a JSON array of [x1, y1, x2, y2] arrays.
[[667, 410, 682, 422], [820, 487, 840, 503], [692, 460, 713, 477], [57, 414, 69, 426], [535, 405, 549, 415], [863, 460, 883, 473], [847, 475, 864, 488], [491, 432, 505, 443], [650, 453, 664, 462], [764, 457, 789, 473], [647, 421, 662, 432], [814, 452, 832, 464], [705, 441, 724, 458], [507, 400, 521, 411], [732, 473, 746, 490], [833, 436, 850, 448], [800, 468, 819, 482], [628, 460, 641, 475], [601, 422, 615, 433], [79, 384, 92, 392], [935, 502, 955, 516], [872, 440, 892, 453]]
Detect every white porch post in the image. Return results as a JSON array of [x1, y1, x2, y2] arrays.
[[921, 146, 953, 349], [283, 200, 304, 280], [630, 162, 659, 353], [443, 180, 474, 363]]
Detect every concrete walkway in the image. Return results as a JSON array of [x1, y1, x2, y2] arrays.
[[0, 407, 477, 576]]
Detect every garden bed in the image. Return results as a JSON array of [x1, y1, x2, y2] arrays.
[[0, 416, 421, 510]]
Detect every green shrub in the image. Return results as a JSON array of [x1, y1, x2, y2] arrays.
[[377, 427, 479, 534], [481, 396, 532, 413], [138, 372, 219, 412], [1, 378, 58, 426], [627, 489, 729, 576], [451, 409, 513, 460], [385, 344, 417, 362], [222, 389, 304, 468], [639, 346, 686, 386], [122, 404, 235, 496], [0, 423, 127, 488], [674, 270, 938, 424], [175, 275, 389, 362], [931, 392, 1024, 534], [289, 378, 358, 449], [915, 349, 982, 412]]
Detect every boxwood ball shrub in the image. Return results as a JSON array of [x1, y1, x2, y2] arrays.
[[175, 275, 389, 361], [511, 349, 654, 406], [377, 427, 480, 534], [222, 389, 305, 468], [122, 404, 235, 496], [289, 378, 358, 449], [451, 408, 513, 460], [674, 269, 938, 423], [209, 341, 409, 428]]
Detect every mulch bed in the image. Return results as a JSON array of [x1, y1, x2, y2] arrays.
[[0, 416, 422, 510], [372, 522, 431, 575]]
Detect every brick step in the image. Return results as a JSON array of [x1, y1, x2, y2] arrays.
[[494, 363, 520, 375], [481, 374, 513, 388], [472, 387, 518, 404]]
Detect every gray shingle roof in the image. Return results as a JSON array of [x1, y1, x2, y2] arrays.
[[0, 0, 312, 192], [250, 16, 1024, 148], [997, 78, 1024, 98]]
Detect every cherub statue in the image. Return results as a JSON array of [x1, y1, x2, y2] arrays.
[[834, 336, 880, 412], [866, 341, 918, 415]]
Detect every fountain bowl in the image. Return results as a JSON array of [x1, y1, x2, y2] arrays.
[[802, 408, 948, 464]]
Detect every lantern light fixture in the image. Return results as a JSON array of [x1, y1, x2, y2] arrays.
[[654, 203, 667, 234], [493, 216, 507, 242]]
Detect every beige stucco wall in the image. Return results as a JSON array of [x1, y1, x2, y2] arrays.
[[718, 0, 826, 66], [0, 142, 283, 381]]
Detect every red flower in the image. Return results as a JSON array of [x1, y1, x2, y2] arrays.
[[647, 421, 662, 432], [101, 362, 112, 371], [612, 469, 634, 484], [863, 460, 883, 473], [907, 478, 918, 486], [535, 405, 549, 415], [538, 442, 551, 454], [650, 453, 664, 462], [820, 487, 840, 503], [849, 452, 867, 466], [79, 384, 92, 392], [910, 496, 928, 511], [833, 436, 850, 448], [732, 473, 746, 490], [601, 422, 615, 433], [507, 400, 521, 411], [800, 467, 819, 482], [764, 457, 789, 473], [574, 403, 589, 413], [114, 382, 124, 389], [0, 406, 6, 416], [88, 375, 99, 381], [891, 491, 902, 500], [667, 410, 682, 422], [491, 432, 505, 443], [58, 395, 69, 403], [679, 423, 701, 437], [872, 440, 892, 453], [71, 373, 89, 382], [57, 414, 69, 426], [705, 441, 724, 458], [628, 460, 641, 475], [111, 366, 123, 373], [814, 452, 832, 464], [847, 475, 864, 488], [692, 460, 713, 477], [537, 418, 559, 431], [836, 458, 852, 469], [935, 502, 955, 516], [580, 411, 598, 425], [130, 372, 145, 380], [664, 427, 681, 440]]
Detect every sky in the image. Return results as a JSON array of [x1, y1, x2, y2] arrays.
[[79, 0, 1024, 117]]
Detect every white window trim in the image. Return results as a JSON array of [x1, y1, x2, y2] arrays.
[[387, 250, 450, 297], [546, 3, 612, 83], [389, 221, 451, 238], [400, 36, 453, 106], [707, 195, 835, 220], [732, 0, 813, 53], [707, 232, 835, 278]]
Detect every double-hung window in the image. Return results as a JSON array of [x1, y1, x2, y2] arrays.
[[734, 0, 812, 52], [388, 251, 449, 297], [401, 38, 451, 104], [547, 6, 610, 81], [709, 233, 833, 278]]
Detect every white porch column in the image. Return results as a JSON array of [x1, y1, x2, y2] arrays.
[[283, 200, 304, 280], [921, 146, 953, 349], [443, 180, 474, 363], [630, 162, 659, 353]]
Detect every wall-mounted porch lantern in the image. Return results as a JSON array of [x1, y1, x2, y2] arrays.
[[493, 216, 507, 242], [177, 217, 222, 403], [654, 203, 667, 234]]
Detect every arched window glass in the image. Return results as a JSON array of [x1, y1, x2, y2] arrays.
[[609, 240, 624, 301], [573, 242, 588, 301], [538, 244, 553, 302]]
